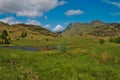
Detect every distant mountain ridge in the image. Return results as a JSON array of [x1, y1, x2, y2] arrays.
[[1, 20, 120, 39], [62, 20, 120, 37]]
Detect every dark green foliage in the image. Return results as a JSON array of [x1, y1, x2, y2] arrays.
[[114, 37, 120, 44], [109, 37, 114, 43], [0, 30, 11, 44], [99, 39, 105, 45], [45, 38, 49, 41], [21, 31, 27, 38], [59, 40, 67, 54], [4, 37, 11, 44], [0, 30, 8, 39], [109, 37, 120, 44]]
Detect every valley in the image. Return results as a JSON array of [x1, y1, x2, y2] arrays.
[[0, 21, 120, 80]]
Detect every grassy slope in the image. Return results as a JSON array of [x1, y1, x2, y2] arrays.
[[0, 22, 58, 40], [62, 20, 105, 37], [0, 37, 120, 80]]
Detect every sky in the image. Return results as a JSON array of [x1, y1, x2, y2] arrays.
[[0, 0, 120, 32]]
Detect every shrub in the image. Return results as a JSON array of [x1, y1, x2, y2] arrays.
[[4, 37, 11, 44], [109, 37, 114, 43], [21, 31, 27, 38], [109, 37, 120, 44], [0, 30, 8, 39], [99, 39, 105, 45], [45, 38, 49, 41], [0, 30, 11, 44], [114, 37, 120, 44]]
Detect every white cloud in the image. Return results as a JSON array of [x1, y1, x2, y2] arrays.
[[0, 17, 41, 25], [0, 0, 66, 17], [0, 17, 21, 24], [53, 25, 64, 32], [44, 15, 48, 20], [44, 24, 51, 28], [65, 9, 84, 16], [26, 19, 41, 25], [103, 0, 120, 8], [58, 0, 66, 6], [110, 12, 120, 16]]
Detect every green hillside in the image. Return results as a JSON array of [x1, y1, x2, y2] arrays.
[[0, 22, 58, 40]]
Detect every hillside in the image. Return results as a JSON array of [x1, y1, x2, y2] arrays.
[[62, 20, 120, 37], [0, 22, 58, 40], [62, 20, 105, 37], [92, 23, 120, 37]]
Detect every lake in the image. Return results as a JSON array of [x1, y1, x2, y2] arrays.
[[0, 46, 57, 51]]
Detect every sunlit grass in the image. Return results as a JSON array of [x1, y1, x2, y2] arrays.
[[0, 37, 120, 80]]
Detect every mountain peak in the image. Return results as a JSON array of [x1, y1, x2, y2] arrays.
[[91, 20, 104, 25]]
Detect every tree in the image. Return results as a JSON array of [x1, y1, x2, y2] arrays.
[[99, 39, 105, 45], [114, 37, 120, 44], [0, 30, 11, 44], [21, 31, 27, 38], [109, 37, 120, 44], [1, 30, 8, 39]]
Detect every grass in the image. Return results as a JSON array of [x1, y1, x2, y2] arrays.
[[0, 37, 120, 80]]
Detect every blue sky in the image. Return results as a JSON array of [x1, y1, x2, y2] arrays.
[[0, 0, 120, 32]]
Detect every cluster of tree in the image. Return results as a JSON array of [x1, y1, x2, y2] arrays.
[[0, 30, 11, 44], [109, 37, 120, 44], [21, 31, 27, 38]]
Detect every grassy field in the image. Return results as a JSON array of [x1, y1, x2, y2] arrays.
[[0, 37, 120, 80]]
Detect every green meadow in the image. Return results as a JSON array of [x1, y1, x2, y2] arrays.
[[0, 37, 120, 80]]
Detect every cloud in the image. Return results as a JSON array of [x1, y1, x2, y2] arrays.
[[0, 0, 66, 17], [58, 0, 66, 6], [0, 17, 41, 25], [53, 25, 64, 32], [110, 12, 120, 16], [26, 19, 41, 25], [65, 9, 84, 16], [103, 0, 120, 8], [44, 24, 51, 28], [44, 15, 48, 20], [0, 17, 21, 24]]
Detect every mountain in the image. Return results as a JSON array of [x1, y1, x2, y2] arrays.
[[92, 23, 120, 37], [62, 20, 120, 37], [62, 20, 105, 37], [91, 20, 105, 26], [0, 22, 58, 40]]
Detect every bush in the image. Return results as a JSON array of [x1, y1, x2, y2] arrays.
[[0, 30, 8, 39], [109, 37, 114, 43], [21, 31, 27, 38], [99, 39, 105, 45], [109, 37, 120, 44], [0, 30, 11, 44], [114, 37, 120, 44]]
